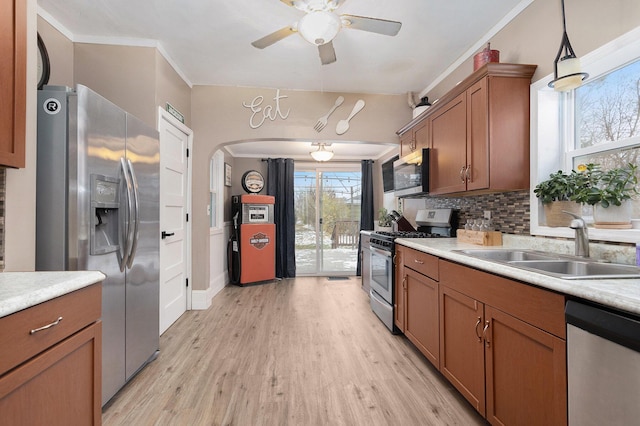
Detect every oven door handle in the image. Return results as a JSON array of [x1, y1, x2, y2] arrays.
[[370, 246, 392, 258], [370, 288, 390, 306]]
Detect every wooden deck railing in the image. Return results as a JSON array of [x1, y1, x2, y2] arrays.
[[330, 220, 360, 249]]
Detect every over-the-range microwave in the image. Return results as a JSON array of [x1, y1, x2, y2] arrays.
[[393, 148, 430, 198]]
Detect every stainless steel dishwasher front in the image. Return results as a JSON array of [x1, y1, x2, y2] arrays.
[[566, 300, 640, 426]]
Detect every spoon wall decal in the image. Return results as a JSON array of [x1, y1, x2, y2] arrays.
[[335, 99, 365, 135]]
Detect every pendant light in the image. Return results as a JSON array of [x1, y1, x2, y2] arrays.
[[310, 143, 334, 162], [548, 0, 588, 91]]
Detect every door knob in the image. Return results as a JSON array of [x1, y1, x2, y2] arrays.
[[161, 231, 175, 239]]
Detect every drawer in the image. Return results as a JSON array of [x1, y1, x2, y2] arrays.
[[0, 283, 101, 376], [403, 247, 439, 281]]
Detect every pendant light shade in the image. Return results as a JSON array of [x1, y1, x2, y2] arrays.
[[310, 143, 334, 162], [548, 0, 588, 91]]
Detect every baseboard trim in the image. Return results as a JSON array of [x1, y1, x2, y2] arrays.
[[191, 271, 228, 310]]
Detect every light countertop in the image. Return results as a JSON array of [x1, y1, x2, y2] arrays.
[[0, 271, 106, 318], [396, 237, 640, 316]]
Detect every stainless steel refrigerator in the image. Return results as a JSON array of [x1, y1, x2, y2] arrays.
[[36, 85, 160, 406]]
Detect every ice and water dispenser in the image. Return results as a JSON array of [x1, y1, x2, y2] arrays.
[[90, 173, 120, 255]]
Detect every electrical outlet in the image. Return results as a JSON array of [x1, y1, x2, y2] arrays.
[[484, 210, 491, 220]]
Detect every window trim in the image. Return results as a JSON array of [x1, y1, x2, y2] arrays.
[[209, 150, 225, 232], [530, 26, 640, 243]]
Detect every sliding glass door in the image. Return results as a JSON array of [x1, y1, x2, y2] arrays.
[[294, 164, 361, 276]]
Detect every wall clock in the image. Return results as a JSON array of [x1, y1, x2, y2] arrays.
[[37, 33, 50, 90], [241, 170, 265, 193]]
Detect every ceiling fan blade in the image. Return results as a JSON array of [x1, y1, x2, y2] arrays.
[[318, 41, 336, 65], [280, 0, 296, 6], [251, 26, 297, 49], [341, 14, 402, 36]]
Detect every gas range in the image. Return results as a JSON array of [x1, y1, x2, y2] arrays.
[[370, 208, 458, 252], [369, 231, 447, 251], [368, 208, 457, 333]]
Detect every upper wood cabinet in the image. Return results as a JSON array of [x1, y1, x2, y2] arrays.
[[397, 115, 430, 158], [397, 63, 536, 195], [0, 0, 27, 168]]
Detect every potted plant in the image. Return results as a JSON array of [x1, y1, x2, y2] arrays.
[[571, 163, 639, 227], [534, 170, 582, 227], [377, 207, 393, 231]]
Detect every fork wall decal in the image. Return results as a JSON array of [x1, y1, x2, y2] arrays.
[[313, 96, 344, 132]]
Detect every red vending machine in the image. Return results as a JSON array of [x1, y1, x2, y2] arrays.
[[228, 194, 276, 285]]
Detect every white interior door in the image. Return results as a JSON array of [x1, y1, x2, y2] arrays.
[[158, 108, 192, 335]]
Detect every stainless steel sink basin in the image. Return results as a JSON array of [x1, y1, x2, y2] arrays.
[[455, 249, 556, 262], [508, 260, 640, 280], [453, 249, 640, 280]]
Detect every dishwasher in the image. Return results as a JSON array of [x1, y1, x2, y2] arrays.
[[565, 300, 640, 425]]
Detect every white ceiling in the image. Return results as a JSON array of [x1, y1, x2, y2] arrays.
[[38, 0, 530, 160]]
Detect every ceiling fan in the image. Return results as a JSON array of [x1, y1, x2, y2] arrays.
[[251, 0, 402, 65]]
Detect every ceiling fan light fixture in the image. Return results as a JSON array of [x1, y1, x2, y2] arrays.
[[298, 11, 341, 45], [310, 143, 334, 161]]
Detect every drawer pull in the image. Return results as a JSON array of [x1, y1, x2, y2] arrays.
[[30, 317, 63, 334], [414, 259, 424, 264]]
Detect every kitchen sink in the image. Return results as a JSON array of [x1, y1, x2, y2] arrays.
[[508, 260, 640, 280], [455, 249, 557, 262], [453, 249, 640, 280]]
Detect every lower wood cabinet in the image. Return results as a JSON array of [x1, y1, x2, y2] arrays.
[[0, 284, 102, 425], [405, 267, 439, 368], [439, 285, 485, 415], [396, 246, 568, 426], [395, 246, 440, 368], [485, 305, 566, 426], [439, 259, 567, 426]]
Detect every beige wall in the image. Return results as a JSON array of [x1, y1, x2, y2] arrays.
[[37, 16, 74, 87], [155, 52, 192, 128], [74, 44, 157, 127], [425, 0, 640, 102], [4, 14, 192, 270], [5, 2, 639, 280], [190, 86, 407, 290], [4, 0, 37, 271]]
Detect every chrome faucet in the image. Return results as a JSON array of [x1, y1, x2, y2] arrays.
[[563, 211, 589, 257]]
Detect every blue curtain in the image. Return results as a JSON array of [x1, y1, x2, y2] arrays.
[[356, 159, 374, 276], [266, 158, 296, 278]]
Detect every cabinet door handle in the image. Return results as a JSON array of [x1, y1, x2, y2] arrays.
[[30, 316, 63, 334], [465, 165, 471, 181], [413, 259, 424, 265], [482, 320, 491, 347], [459, 166, 466, 183], [475, 317, 482, 342], [402, 275, 407, 290]]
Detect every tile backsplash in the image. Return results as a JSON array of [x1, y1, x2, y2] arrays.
[[402, 190, 531, 234]]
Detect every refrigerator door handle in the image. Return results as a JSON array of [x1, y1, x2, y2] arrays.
[[126, 159, 140, 269], [119, 157, 134, 272]]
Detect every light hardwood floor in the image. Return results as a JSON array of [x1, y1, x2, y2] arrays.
[[102, 277, 486, 425]]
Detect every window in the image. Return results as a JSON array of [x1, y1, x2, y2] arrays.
[[209, 151, 224, 230], [531, 27, 640, 243]]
